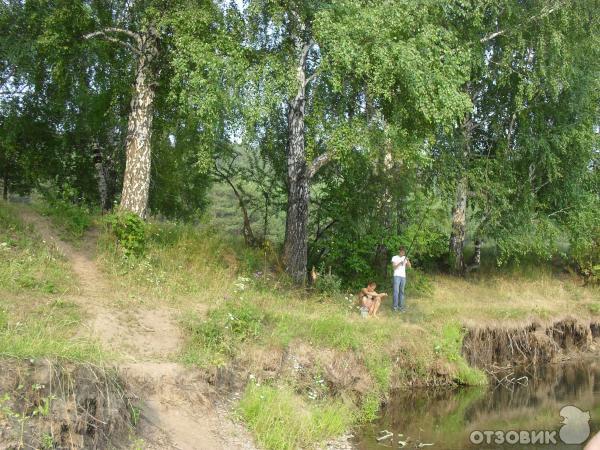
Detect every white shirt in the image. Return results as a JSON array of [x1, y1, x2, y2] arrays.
[[392, 255, 407, 277]]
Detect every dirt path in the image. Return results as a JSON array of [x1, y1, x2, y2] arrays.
[[18, 207, 256, 450]]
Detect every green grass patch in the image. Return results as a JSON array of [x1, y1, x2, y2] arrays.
[[238, 383, 353, 450], [0, 298, 103, 362], [34, 199, 95, 241], [434, 322, 487, 386], [0, 202, 73, 294], [98, 221, 243, 300], [182, 301, 268, 366], [364, 354, 393, 393], [589, 302, 600, 315], [272, 313, 360, 350]]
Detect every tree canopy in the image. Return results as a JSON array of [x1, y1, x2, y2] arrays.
[[1, 0, 598, 283]]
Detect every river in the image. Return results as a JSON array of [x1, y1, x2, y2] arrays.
[[354, 359, 600, 449]]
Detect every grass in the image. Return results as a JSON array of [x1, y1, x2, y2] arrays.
[[3, 199, 598, 449], [0, 201, 101, 362], [32, 198, 95, 242], [0, 298, 103, 361], [238, 383, 353, 450], [0, 202, 74, 294], [95, 213, 598, 448], [433, 322, 487, 386], [97, 220, 242, 303]]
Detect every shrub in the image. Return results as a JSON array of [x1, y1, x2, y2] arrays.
[[37, 198, 93, 240], [105, 212, 147, 257], [315, 272, 343, 295], [565, 194, 599, 285]]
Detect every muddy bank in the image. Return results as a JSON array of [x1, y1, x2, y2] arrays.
[[0, 358, 133, 449], [250, 318, 600, 416], [462, 317, 600, 369], [207, 340, 463, 409]]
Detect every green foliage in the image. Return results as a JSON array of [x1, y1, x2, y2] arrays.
[[493, 217, 562, 267], [105, 212, 147, 257], [314, 272, 343, 295], [567, 194, 600, 285], [2, 0, 598, 283], [238, 383, 353, 450]]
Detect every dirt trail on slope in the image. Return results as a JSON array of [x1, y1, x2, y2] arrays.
[[18, 207, 256, 450]]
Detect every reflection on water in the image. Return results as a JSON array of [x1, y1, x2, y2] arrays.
[[355, 360, 600, 450]]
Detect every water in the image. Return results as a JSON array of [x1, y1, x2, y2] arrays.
[[354, 360, 600, 449]]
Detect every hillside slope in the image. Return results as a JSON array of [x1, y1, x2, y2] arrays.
[[1, 199, 598, 449]]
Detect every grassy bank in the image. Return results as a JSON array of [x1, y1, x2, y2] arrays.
[[91, 210, 598, 449], [0, 201, 102, 361], [2, 200, 599, 449]]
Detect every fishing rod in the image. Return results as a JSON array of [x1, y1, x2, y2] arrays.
[[406, 204, 430, 257]]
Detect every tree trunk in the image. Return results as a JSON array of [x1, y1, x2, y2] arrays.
[[466, 238, 482, 273], [283, 98, 309, 284], [449, 175, 467, 273], [227, 179, 256, 247], [119, 31, 158, 219], [283, 41, 310, 284], [449, 114, 472, 274], [92, 141, 109, 212], [2, 168, 7, 200]]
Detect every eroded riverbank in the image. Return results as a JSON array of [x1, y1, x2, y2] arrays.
[[355, 358, 600, 449]]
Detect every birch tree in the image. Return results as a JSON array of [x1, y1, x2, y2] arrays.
[[443, 0, 599, 272], [84, 2, 168, 218], [240, 1, 334, 283]]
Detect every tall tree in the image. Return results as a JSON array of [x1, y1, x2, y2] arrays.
[[442, 0, 600, 270], [239, 1, 331, 283], [84, 1, 172, 218], [241, 0, 472, 283]]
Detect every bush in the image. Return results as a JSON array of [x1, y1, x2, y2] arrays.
[[105, 212, 147, 257], [568, 202, 599, 285], [315, 272, 343, 295], [37, 198, 93, 240]]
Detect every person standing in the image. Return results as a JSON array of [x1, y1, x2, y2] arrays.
[[391, 247, 411, 312]]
